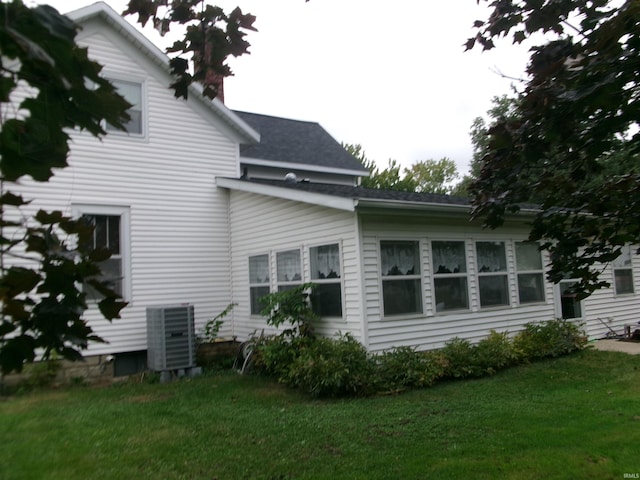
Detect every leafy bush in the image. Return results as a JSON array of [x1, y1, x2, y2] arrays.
[[199, 303, 235, 343], [259, 283, 317, 338], [475, 330, 520, 374], [441, 337, 482, 378], [513, 319, 587, 360], [375, 347, 448, 391], [251, 334, 314, 381], [250, 308, 587, 397], [20, 358, 62, 390], [284, 334, 376, 398]]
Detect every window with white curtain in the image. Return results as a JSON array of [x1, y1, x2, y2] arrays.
[[613, 245, 634, 295], [515, 242, 545, 304], [431, 240, 469, 312], [276, 249, 302, 291], [249, 254, 270, 315], [380, 240, 422, 316], [310, 244, 342, 317], [476, 241, 509, 307]]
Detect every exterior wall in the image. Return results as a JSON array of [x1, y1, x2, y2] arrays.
[[227, 191, 364, 342], [579, 251, 640, 338], [359, 211, 558, 352], [5, 18, 241, 355], [360, 212, 640, 352]]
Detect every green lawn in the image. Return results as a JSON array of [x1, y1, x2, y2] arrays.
[[1, 348, 639, 480]]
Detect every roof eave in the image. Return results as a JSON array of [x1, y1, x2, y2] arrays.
[[240, 157, 369, 177], [355, 198, 540, 217], [216, 177, 357, 212], [355, 198, 471, 213]]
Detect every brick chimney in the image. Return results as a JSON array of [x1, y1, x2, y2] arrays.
[[205, 70, 224, 103]]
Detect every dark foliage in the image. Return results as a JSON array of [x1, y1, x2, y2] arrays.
[[468, 0, 640, 296]]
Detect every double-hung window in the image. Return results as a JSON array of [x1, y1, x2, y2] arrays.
[[77, 205, 130, 301], [432, 240, 469, 312], [613, 245, 634, 295], [276, 249, 302, 292], [380, 240, 422, 316], [106, 79, 143, 135], [515, 242, 545, 304], [476, 241, 509, 307], [249, 254, 270, 315], [310, 244, 343, 317]]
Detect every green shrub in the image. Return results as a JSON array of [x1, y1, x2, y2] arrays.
[[21, 358, 62, 390], [441, 337, 482, 378], [475, 330, 519, 374], [513, 319, 588, 360], [375, 346, 448, 391], [251, 335, 314, 381], [259, 283, 317, 338], [285, 334, 376, 398]]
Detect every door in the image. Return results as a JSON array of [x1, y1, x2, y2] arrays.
[[557, 280, 583, 319]]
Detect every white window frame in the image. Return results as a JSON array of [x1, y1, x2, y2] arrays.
[[613, 245, 635, 295], [248, 254, 271, 316], [431, 239, 470, 313], [104, 76, 146, 138], [72, 204, 131, 302], [475, 241, 510, 308], [514, 241, 546, 305], [379, 240, 423, 318], [309, 242, 344, 318]]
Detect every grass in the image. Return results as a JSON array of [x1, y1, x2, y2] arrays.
[[1, 348, 639, 480]]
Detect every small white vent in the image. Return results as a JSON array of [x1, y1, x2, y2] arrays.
[[146, 304, 196, 371]]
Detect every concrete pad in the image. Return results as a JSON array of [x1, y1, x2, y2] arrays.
[[592, 339, 640, 355]]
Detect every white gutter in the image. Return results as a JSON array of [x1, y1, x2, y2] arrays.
[[240, 157, 369, 177]]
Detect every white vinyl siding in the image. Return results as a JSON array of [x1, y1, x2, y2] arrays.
[[227, 192, 362, 341], [360, 215, 557, 352], [6, 23, 243, 355]]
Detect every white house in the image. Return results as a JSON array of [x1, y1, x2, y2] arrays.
[[7, 2, 639, 375]]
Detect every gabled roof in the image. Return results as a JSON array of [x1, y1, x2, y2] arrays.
[[67, 2, 259, 145], [233, 111, 369, 176]]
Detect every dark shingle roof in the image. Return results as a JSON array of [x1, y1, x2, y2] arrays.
[[233, 111, 368, 173], [238, 178, 472, 207]]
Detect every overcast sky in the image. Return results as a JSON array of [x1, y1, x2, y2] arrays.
[[35, 0, 530, 175]]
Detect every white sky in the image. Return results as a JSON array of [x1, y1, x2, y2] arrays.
[[33, 0, 530, 175]]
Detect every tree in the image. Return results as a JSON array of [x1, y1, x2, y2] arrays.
[[455, 95, 520, 196], [123, 0, 257, 100], [0, 1, 132, 374], [467, 0, 640, 295], [345, 143, 461, 194], [405, 158, 460, 195]]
